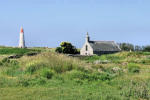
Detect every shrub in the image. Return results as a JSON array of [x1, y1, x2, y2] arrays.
[[105, 95, 122, 100], [55, 47, 62, 53], [51, 63, 74, 73], [52, 65, 63, 73], [143, 46, 150, 52], [17, 77, 47, 87], [67, 70, 89, 80], [54, 75, 64, 83], [41, 69, 54, 79], [10, 60, 19, 66], [63, 63, 73, 71], [142, 52, 150, 55], [25, 61, 45, 74], [28, 78, 47, 86], [140, 59, 150, 65], [17, 77, 30, 87], [118, 43, 134, 51], [26, 65, 37, 74], [122, 80, 149, 99], [26, 52, 38, 56], [56, 42, 79, 54], [0, 77, 18, 87], [128, 63, 140, 73], [0, 62, 2, 66], [98, 72, 114, 81], [67, 70, 114, 82], [1, 58, 10, 63]]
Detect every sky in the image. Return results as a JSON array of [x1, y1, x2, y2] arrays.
[[0, 0, 150, 48]]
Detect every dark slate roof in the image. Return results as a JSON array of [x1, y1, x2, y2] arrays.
[[89, 41, 121, 51]]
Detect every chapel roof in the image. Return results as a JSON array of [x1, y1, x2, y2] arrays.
[[89, 41, 121, 51]]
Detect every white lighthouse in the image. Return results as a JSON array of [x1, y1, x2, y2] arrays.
[[19, 27, 26, 48]]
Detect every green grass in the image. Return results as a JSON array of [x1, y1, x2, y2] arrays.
[[0, 84, 125, 100], [0, 46, 41, 55], [0, 48, 150, 100]]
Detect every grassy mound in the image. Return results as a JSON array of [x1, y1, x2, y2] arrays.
[[0, 50, 150, 100]]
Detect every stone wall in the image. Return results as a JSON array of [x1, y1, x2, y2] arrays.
[[93, 51, 119, 55]]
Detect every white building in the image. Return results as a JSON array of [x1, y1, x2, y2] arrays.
[[80, 33, 121, 56], [19, 27, 26, 48]]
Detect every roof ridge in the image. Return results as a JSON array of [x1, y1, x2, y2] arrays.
[[90, 41, 115, 42]]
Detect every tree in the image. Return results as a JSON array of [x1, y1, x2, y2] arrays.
[[55, 42, 79, 54], [55, 47, 62, 53], [143, 46, 150, 52], [134, 45, 142, 51], [119, 43, 134, 51]]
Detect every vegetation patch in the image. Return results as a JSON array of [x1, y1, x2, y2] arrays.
[[25, 61, 45, 74], [0, 48, 150, 100], [40, 68, 54, 79], [0, 47, 40, 55], [128, 63, 140, 73]]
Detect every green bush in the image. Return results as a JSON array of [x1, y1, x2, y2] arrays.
[[17, 77, 30, 87], [25, 52, 39, 56], [52, 63, 74, 73], [122, 81, 149, 99], [1, 58, 19, 67], [1, 58, 10, 63], [0, 62, 2, 66], [128, 63, 140, 73], [140, 59, 150, 65], [119, 43, 134, 51], [26, 65, 37, 74], [29, 78, 47, 86], [0, 77, 18, 87], [10, 60, 19, 66], [99, 73, 114, 81], [55, 47, 62, 53], [56, 42, 79, 54], [67, 70, 114, 82], [63, 63, 73, 71], [41, 69, 54, 79], [17, 77, 47, 87], [67, 70, 89, 80], [143, 46, 150, 52], [52, 65, 63, 73], [54, 74, 64, 83], [25, 61, 45, 74]]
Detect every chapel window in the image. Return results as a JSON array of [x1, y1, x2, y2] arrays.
[[86, 45, 88, 51]]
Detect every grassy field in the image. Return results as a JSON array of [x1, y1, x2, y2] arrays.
[[0, 47, 150, 100]]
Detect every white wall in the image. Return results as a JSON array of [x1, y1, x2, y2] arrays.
[[80, 42, 93, 56]]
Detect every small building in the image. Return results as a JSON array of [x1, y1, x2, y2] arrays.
[[80, 33, 121, 56]]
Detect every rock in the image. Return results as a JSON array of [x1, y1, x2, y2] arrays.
[[8, 55, 23, 59], [94, 60, 110, 64], [26, 52, 38, 56], [112, 67, 121, 73], [98, 69, 103, 73]]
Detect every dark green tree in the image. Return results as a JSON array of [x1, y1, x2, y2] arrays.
[[55, 47, 63, 53], [143, 46, 150, 52], [55, 42, 79, 54], [135, 45, 142, 51], [119, 43, 134, 51]]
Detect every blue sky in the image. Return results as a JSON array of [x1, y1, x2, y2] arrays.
[[0, 0, 150, 48]]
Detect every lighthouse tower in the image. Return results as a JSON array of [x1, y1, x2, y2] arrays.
[[19, 27, 26, 48]]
